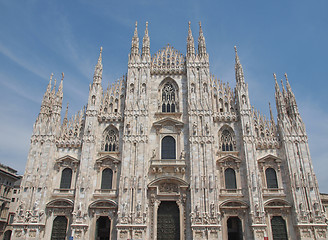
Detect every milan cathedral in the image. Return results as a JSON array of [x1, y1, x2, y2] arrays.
[[11, 22, 327, 239]]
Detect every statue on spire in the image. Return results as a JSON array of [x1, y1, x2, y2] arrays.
[[130, 21, 140, 58], [142, 21, 150, 61], [93, 47, 103, 84], [198, 22, 207, 57], [187, 21, 195, 58], [234, 46, 244, 83]]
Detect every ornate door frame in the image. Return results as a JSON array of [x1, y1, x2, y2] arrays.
[[148, 177, 188, 240]]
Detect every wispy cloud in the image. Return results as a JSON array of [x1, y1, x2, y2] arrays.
[[0, 42, 49, 80]]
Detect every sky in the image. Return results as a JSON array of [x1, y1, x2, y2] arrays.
[[0, 1, 327, 192]]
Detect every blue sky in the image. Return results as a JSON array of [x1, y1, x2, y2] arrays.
[[0, 1, 327, 192]]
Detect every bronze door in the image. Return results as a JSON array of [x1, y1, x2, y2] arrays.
[[51, 216, 68, 240], [271, 216, 288, 240], [157, 201, 180, 240], [96, 216, 111, 240]]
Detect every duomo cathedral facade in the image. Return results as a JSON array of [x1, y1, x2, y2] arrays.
[[11, 22, 328, 239]]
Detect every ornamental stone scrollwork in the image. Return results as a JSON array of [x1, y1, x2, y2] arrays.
[[159, 182, 179, 193]]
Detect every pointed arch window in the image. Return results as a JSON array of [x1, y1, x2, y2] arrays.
[[266, 168, 278, 189], [60, 168, 72, 189], [162, 83, 177, 113], [225, 168, 237, 189], [161, 136, 176, 159], [220, 129, 234, 151], [101, 168, 113, 190], [103, 127, 118, 152]]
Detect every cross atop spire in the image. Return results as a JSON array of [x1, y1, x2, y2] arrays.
[[142, 21, 150, 60], [93, 47, 103, 84], [198, 22, 207, 57], [131, 21, 140, 57], [187, 21, 195, 58], [234, 46, 244, 83]]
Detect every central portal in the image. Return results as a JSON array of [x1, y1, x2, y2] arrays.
[[157, 201, 180, 240]]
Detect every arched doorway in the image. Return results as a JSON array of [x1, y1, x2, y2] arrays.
[[157, 201, 180, 240], [96, 216, 111, 240], [3, 230, 12, 240], [51, 216, 68, 240], [271, 216, 288, 240], [227, 217, 242, 240]]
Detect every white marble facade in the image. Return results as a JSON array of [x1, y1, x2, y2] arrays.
[[12, 22, 328, 240]]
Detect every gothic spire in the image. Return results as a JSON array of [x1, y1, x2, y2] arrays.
[[57, 73, 64, 96], [269, 102, 275, 123], [142, 21, 150, 60], [63, 102, 69, 127], [187, 21, 195, 58], [281, 79, 287, 98], [274, 73, 285, 119], [284, 73, 299, 116], [197, 22, 207, 57], [93, 47, 103, 84], [130, 21, 140, 57], [234, 46, 245, 83], [41, 73, 53, 112], [54, 72, 64, 110], [285, 73, 294, 98]]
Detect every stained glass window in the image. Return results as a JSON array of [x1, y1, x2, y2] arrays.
[[103, 128, 118, 152], [162, 83, 177, 113]]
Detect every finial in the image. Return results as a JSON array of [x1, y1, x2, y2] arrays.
[[50, 73, 54, 81], [269, 102, 274, 121], [188, 21, 191, 28], [284, 73, 289, 84], [134, 21, 138, 35], [61, 72, 64, 81], [273, 73, 277, 82], [144, 21, 149, 36], [234, 46, 239, 63], [64, 102, 69, 118], [199, 21, 203, 34]]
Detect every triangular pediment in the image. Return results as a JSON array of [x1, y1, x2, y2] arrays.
[[153, 117, 184, 129], [96, 155, 120, 165], [258, 154, 281, 163], [217, 154, 241, 163], [56, 155, 79, 164]]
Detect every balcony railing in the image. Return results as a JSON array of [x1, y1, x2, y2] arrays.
[[262, 188, 285, 197], [150, 159, 186, 174], [220, 188, 243, 197], [53, 189, 75, 196], [93, 189, 117, 198]]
